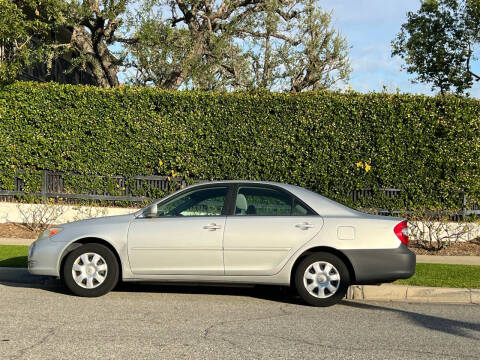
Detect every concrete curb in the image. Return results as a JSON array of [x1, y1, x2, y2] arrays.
[[0, 267, 56, 285], [347, 284, 480, 304]]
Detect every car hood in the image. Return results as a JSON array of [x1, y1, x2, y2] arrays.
[[60, 213, 137, 229], [48, 213, 137, 244]]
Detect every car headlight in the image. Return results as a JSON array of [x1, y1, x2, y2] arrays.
[[38, 227, 64, 240]]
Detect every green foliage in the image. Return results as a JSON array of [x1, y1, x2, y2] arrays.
[[1, 82, 480, 211], [0, 0, 65, 85], [392, 0, 480, 94], [0, 0, 130, 87]]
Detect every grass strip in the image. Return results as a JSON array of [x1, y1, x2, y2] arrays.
[[0, 245, 28, 268], [395, 263, 480, 288]]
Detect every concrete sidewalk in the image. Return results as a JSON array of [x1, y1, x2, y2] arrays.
[[0, 237, 35, 246], [416, 255, 480, 265]]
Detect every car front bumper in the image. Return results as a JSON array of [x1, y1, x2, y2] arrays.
[[344, 244, 416, 285], [28, 238, 65, 277]]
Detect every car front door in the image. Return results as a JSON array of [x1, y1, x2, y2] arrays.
[[127, 185, 230, 275], [223, 185, 324, 276]]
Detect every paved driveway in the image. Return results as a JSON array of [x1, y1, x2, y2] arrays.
[[0, 282, 479, 359]]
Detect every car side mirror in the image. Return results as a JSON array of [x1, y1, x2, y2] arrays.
[[145, 204, 157, 218]]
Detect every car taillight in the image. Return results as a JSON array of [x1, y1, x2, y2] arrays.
[[394, 220, 409, 246]]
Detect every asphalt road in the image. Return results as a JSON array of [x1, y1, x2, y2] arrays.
[[0, 281, 479, 360]]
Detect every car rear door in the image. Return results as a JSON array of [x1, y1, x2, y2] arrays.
[[223, 185, 324, 276], [127, 185, 230, 275]]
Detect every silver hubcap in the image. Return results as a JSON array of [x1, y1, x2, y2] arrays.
[[72, 253, 108, 289], [303, 261, 340, 299]]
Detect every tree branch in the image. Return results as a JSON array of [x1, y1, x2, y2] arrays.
[[112, 36, 139, 45], [275, 8, 298, 21], [466, 46, 480, 81], [210, 0, 262, 24], [104, 19, 122, 43], [237, 29, 301, 46]]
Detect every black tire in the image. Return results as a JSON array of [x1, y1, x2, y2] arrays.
[[294, 252, 350, 307], [63, 243, 119, 297]]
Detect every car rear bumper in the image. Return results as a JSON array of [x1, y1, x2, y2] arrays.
[[344, 244, 416, 285]]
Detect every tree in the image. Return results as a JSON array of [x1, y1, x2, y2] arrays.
[[0, 0, 131, 87], [126, 0, 351, 91], [0, 0, 63, 85], [1, 0, 350, 90], [392, 0, 480, 94], [60, 0, 142, 87], [63, 0, 132, 87]]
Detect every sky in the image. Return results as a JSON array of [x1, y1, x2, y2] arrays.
[[322, 0, 480, 97]]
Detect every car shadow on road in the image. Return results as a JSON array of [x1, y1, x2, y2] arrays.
[[339, 301, 480, 340], [115, 281, 306, 305], [0, 279, 305, 305]]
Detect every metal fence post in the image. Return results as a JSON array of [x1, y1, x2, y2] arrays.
[[41, 170, 48, 203]]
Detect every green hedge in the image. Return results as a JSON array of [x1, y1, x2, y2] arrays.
[[1, 82, 480, 210]]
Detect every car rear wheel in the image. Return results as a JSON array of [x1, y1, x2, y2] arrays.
[[295, 252, 350, 307], [63, 243, 119, 297]]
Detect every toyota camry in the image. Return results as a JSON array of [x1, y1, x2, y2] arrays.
[[28, 181, 415, 307]]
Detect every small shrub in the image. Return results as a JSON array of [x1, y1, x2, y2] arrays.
[[407, 209, 472, 251], [16, 201, 66, 231], [72, 205, 108, 221]]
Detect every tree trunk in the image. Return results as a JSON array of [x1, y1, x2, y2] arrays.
[[160, 69, 185, 90], [70, 26, 119, 88]]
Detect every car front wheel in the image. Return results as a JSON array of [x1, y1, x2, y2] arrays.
[[295, 252, 350, 307], [63, 243, 119, 297]]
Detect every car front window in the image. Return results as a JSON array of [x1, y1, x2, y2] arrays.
[[156, 187, 228, 216]]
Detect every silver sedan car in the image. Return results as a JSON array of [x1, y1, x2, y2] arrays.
[[28, 181, 415, 307]]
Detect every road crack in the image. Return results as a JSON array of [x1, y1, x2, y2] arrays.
[[218, 331, 479, 359], [9, 327, 57, 360]]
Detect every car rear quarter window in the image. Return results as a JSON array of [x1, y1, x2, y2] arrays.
[[293, 199, 315, 216]]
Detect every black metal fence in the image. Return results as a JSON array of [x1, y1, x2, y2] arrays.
[[0, 170, 188, 203], [1, 170, 478, 218]]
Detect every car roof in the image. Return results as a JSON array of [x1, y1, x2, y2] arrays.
[[185, 180, 308, 193], [188, 180, 290, 187]]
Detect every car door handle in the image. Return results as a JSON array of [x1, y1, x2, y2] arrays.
[[203, 223, 222, 231], [295, 222, 315, 230]]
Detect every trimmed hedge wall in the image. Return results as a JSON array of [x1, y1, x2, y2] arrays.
[[1, 82, 480, 210]]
